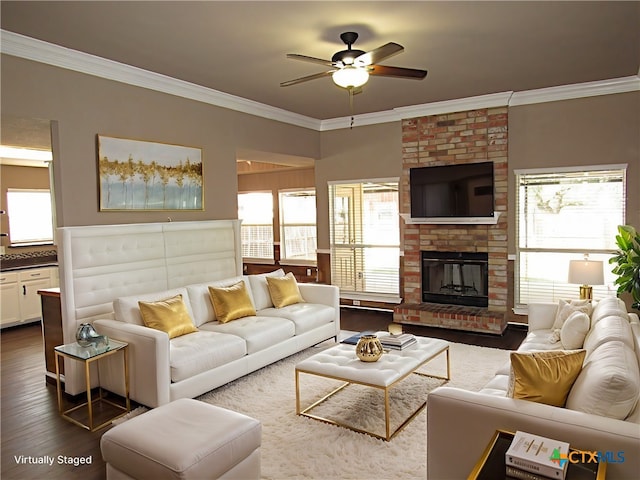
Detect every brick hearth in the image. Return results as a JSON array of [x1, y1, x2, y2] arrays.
[[394, 107, 509, 334]]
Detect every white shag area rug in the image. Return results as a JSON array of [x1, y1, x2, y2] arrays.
[[196, 339, 511, 480]]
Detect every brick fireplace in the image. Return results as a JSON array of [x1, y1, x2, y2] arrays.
[[393, 107, 509, 334]]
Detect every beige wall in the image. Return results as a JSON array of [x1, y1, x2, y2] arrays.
[[1, 55, 319, 228], [508, 91, 640, 252], [2, 54, 637, 265]]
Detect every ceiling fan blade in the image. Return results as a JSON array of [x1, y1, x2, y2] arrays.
[[280, 70, 335, 87], [368, 64, 428, 79], [355, 42, 404, 66], [286, 53, 335, 67]]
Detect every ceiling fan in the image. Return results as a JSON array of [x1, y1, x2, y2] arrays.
[[281, 32, 428, 90]]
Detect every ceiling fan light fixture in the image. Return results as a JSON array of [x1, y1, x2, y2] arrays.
[[332, 66, 369, 89]]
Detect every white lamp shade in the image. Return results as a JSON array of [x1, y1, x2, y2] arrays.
[[568, 259, 604, 285], [332, 66, 369, 89]]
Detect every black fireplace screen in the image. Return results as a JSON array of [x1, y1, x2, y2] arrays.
[[422, 251, 488, 307]]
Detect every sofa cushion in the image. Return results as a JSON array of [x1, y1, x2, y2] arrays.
[[508, 349, 586, 407], [186, 276, 249, 326], [200, 316, 295, 355], [591, 297, 629, 326], [266, 272, 304, 308], [138, 294, 198, 339], [583, 314, 634, 354], [566, 340, 640, 420], [169, 331, 247, 383], [248, 269, 285, 310], [519, 329, 563, 352], [114, 287, 194, 326], [209, 281, 257, 323], [560, 311, 590, 349], [258, 303, 335, 335]]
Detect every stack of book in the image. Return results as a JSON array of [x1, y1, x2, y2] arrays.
[[505, 431, 569, 480], [378, 333, 417, 350]]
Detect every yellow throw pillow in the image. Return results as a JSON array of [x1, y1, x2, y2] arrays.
[[266, 272, 304, 308], [208, 281, 256, 323], [508, 350, 586, 407], [138, 294, 198, 339]]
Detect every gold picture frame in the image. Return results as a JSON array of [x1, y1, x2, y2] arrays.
[[98, 135, 203, 211]]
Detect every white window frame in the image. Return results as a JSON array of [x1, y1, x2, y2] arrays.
[[6, 188, 54, 246], [514, 164, 626, 309], [238, 191, 274, 264], [328, 178, 401, 302], [278, 188, 317, 265]]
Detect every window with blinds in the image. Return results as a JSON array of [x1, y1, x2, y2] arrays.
[[279, 189, 317, 263], [328, 180, 400, 297], [515, 166, 626, 305], [238, 192, 274, 261], [6, 188, 54, 246]]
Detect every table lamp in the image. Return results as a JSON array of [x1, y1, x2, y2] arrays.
[[568, 255, 604, 300]]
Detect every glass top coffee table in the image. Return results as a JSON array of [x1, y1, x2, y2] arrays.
[[295, 332, 450, 441]]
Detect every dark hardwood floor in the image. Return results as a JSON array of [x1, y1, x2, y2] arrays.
[[0, 310, 525, 479]]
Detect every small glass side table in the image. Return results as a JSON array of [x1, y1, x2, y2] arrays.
[[54, 339, 131, 432]]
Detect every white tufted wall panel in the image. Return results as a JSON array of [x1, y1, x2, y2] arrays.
[[58, 220, 241, 395]]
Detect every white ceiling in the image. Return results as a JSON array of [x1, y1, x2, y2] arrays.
[[2, 1, 639, 121]]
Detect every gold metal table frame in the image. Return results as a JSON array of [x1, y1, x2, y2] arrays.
[[295, 342, 450, 441], [54, 340, 131, 432]]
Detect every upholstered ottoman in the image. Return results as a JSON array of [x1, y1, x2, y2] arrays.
[[100, 398, 261, 479]]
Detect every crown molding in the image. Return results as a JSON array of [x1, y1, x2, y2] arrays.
[[2, 29, 638, 132], [0, 30, 321, 131], [509, 75, 640, 106]]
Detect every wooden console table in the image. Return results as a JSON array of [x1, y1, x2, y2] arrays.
[[38, 287, 63, 382]]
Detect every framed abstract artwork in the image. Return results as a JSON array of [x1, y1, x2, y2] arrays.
[[97, 135, 203, 211]]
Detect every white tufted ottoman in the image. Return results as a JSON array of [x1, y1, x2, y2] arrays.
[[100, 398, 261, 479], [295, 332, 450, 441]]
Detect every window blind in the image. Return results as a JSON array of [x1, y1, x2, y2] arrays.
[[6, 189, 54, 245], [279, 189, 317, 262], [515, 166, 625, 305], [238, 192, 274, 260]]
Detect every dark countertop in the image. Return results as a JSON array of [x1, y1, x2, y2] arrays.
[[0, 262, 59, 272]]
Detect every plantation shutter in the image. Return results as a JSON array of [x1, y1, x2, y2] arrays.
[[328, 180, 400, 297], [515, 166, 626, 306]]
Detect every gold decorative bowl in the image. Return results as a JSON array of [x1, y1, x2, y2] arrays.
[[355, 334, 384, 362]]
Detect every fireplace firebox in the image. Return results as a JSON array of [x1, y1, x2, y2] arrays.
[[421, 251, 488, 307]]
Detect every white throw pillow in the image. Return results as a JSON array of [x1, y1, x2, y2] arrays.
[[565, 341, 640, 420], [552, 299, 592, 331], [560, 311, 590, 349], [248, 269, 285, 310]]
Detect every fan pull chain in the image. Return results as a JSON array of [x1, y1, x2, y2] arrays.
[[349, 88, 355, 129]]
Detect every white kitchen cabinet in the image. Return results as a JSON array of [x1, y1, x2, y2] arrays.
[[0, 266, 59, 327], [0, 272, 21, 325]]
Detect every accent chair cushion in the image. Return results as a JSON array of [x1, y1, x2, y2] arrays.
[[266, 272, 304, 308], [138, 294, 198, 339], [209, 281, 256, 323], [508, 349, 586, 407], [566, 341, 640, 420], [560, 311, 590, 349]]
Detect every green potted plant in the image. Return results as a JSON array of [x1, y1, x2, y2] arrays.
[[610, 225, 640, 310]]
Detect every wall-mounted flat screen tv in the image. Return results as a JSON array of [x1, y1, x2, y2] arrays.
[[410, 161, 494, 218]]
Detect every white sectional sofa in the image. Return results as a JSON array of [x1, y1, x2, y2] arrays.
[[427, 297, 640, 479], [57, 220, 339, 408], [95, 269, 339, 408]]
